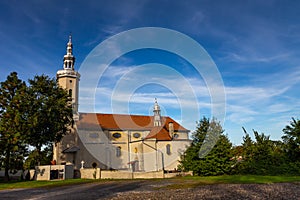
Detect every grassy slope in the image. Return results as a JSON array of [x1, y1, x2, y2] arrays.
[[0, 175, 300, 190], [182, 175, 300, 184], [154, 175, 300, 190], [0, 179, 98, 190]]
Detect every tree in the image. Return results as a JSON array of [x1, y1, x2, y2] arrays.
[[24, 146, 53, 170], [26, 75, 73, 165], [235, 128, 285, 175], [282, 118, 300, 162], [0, 72, 28, 181], [178, 117, 209, 173], [179, 117, 233, 176]]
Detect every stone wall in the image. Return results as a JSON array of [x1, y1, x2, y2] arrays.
[[80, 168, 101, 179], [133, 171, 164, 179], [2, 166, 192, 181], [35, 165, 51, 180], [98, 170, 192, 179], [35, 164, 74, 180], [0, 169, 38, 180], [80, 169, 168, 179], [101, 170, 133, 179], [0, 170, 23, 180]]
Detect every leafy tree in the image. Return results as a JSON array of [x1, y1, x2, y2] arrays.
[[0, 72, 28, 180], [235, 128, 285, 175], [26, 75, 73, 165], [0, 72, 73, 180], [179, 117, 233, 176], [282, 118, 300, 162], [24, 146, 53, 169]]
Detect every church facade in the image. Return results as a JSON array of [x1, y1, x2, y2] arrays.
[[53, 37, 191, 172]]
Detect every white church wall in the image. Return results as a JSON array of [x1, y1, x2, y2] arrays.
[[142, 140, 162, 172]]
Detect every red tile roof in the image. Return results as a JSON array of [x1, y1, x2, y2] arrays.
[[145, 126, 172, 140], [77, 113, 189, 141]]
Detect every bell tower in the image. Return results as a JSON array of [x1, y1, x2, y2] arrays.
[[153, 98, 162, 126], [56, 35, 80, 120]]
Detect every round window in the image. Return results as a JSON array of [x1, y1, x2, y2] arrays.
[[173, 133, 179, 139], [133, 132, 141, 138], [112, 132, 121, 138]]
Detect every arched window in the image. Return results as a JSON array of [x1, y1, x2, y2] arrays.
[[166, 144, 171, 155], [116, 146, 121, 157], [69, 89, 72, 96]]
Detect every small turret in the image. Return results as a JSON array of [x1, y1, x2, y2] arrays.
[[153, 98, 161, 126], [63, 35, 75, 70]]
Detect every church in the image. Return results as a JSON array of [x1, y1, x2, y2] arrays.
[[53, 36, 191, 172]]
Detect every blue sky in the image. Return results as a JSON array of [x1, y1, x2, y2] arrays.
[[0, 0, 300, 145]]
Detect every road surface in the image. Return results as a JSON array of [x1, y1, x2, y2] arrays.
[[0, 179, 299, 200]]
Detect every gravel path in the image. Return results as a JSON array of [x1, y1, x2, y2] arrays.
[[110, 182, 300, 200], [0, 180, 299, 200]]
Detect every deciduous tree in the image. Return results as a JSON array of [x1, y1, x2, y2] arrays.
[[0, 72, 28, 180], [282, 118, 300, 162], [26, 75, 73, 165]]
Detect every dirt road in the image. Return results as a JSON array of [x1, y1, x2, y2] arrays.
[[0, 179, 299, 200]]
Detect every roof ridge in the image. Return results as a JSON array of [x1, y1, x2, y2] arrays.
[[79, 112, 170, 118], [77, 112, 189, 131]]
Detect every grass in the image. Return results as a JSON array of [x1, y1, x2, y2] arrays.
[[0, 175, 300, 191], [182, 175, 300, 184], [0, 179, 99, 190], [154, 175, 300, 190]]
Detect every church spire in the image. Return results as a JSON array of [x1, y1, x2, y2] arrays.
[[63, 34, 75, 70], [57, 35, 80, 121], [153, 98, 161, 126]]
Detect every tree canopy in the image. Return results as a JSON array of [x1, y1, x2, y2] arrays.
[[0, 72, 28, 180], [26, 75, 73, 165], [0, 72, 72, 180], [282, 118, 300, 162], [179, 117, 300, 176], [227, 123, 300, 175]]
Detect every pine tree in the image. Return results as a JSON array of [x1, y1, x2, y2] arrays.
[[179, 117, 233, 176], [237, 128, 286, 175]]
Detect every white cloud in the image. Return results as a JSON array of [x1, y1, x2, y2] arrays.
[[266, 104, 292, 114]]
